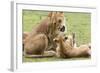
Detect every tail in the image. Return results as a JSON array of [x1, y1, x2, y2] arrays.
[[24, 54, 54, 58], [23, 51, 56, 58]]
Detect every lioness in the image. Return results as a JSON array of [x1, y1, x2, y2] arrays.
[[23, 11, 66, 57]]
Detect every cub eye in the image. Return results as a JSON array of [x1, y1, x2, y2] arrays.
[[54, 22, 56, 25], [65, 36, 68, 40], [58, 19, 62, 23]]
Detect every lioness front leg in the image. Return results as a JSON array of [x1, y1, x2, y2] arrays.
[[23, 33, 56, 58]]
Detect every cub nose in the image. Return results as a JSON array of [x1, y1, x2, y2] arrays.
[[65, 36, 68, 40], [60, 26, 65, 32]]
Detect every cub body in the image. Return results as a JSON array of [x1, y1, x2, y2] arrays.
[[54, 35, 90, 58]]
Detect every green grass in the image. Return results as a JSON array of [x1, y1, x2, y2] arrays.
[[22, 10, 91, 62], [23, 56, 90, 62], [65, 12, 91, 46]]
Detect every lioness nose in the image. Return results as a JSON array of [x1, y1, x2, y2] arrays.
[[60, 26, 65, 32]]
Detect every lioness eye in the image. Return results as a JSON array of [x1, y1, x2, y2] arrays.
[[58, 19, 62, 23]]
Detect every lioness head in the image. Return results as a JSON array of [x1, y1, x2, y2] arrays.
[[48, 12, 66, 37]]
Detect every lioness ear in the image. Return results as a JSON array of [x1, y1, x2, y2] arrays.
[[60, 11, 64, 14], [59, 11, 64, 16], [48, 12, 53, 17]]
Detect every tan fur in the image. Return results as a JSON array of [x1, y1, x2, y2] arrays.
[[54, 35, 91, 58], [23, 12, 66, 57], [24, 34, 48, 55], [23, 32, 30, 43], [24, 34, 56, 58]]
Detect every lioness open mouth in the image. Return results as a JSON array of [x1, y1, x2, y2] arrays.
[[60, 25, 65, 32]]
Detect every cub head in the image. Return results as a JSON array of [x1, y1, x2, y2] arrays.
[[53, 35, 67, 46], [53, 33, 75, 47], [64, 33, 76, 47]]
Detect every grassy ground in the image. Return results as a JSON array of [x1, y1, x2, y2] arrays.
[[23, 56, 90, 62], [22, 10, 91, 62]]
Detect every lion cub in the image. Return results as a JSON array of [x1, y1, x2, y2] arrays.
[[53, 35, 91, 58]]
